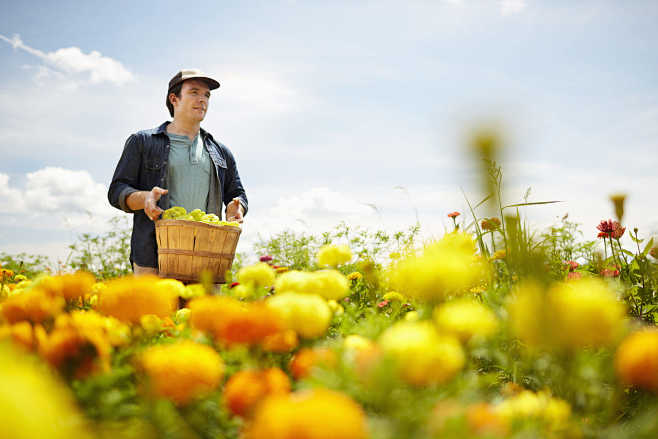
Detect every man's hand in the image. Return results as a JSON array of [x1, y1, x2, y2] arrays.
[[226, 197, 244, 223], [144, 187, 168, 221]]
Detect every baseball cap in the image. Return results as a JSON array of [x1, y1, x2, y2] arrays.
[[168, 68, 220, 92]]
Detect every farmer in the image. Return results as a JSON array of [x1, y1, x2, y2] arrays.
[[108, 69, 248, 275]]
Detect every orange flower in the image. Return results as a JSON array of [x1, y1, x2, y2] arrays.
[[615, 329, 658, 393], [96, 275, 177, 324], [224, 368, 290, 417], [0, 321, 35, 351], [0, 268, 14, 279], [467, 402, 508, 436], [189, 296, 281, 345], [39, 325, 111, 379], [243, 389, 368, 439], [261, 329, 299, 353], [289, 347, 336, 380], [1, 288, 65, 324], [36, 272, 96, 300]]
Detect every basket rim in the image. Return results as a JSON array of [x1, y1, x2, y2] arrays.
[[155, 218, 242, 232]]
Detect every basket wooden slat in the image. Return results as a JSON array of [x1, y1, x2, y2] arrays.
[[155, 219, 241, 283]]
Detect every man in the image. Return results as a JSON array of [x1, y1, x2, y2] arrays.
[[108, 69, 248, 275]]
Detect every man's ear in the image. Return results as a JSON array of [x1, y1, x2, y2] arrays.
[[169, 93, 177, 106]]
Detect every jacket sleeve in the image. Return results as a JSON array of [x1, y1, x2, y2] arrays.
[[108, 134, 142, 213], [222, 146, 248, 217]]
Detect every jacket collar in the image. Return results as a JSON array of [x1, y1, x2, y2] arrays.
[[156, 121, 215, 143]]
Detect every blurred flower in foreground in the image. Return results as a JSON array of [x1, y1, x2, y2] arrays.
[[190, 296, 281, 345], [238, 263, 276, 288], [275, 269, 349, 300], [1, 287, 65, 324], [138, 340, 224, 405], [378, 321, 464, 386], [224, 368, 290, 417], [33, 272, 96, 300], [317, 244, 353, 267], [290, 347, 337, 380], [243, 389, 368, 439], [96, 275, 177, 324], [509, 278, 625, 349], [0, 343, 93, 439], [267, 292, 332, 338], [495, 390, 572, 432], [615, 329, 658, 393], [433, 298, 499, 342], [260, 329, 299, 353], [609, 193, 626, 222], [388, 232, 488, 302]]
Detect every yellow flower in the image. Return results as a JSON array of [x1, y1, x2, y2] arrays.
[[243, 389, 368, 439], [1, 287, 65, 324], [388, 232, 488, 302], [404, 311, 420, 322], [382, 291, 406, 302], [495, 390, 571, 431], [96, 275, 178, 324], [138, 340, 224, 405], [275, 269, 349, 300], [343, 334, 375, 352], [433, 298, 499, 342], [508, 278, 626, 349], [266, 292, 331, 338], [32, 272, 96, 300], [347, 272, 362, 281], [156, 278, 186, 298], [615, 329, 658, 393], [182, 283, 206, 299], [490, 249, 506, 260], [13, 274, 28, 282], [317, 244, 353, 267], [328, 299, 345, 315], [238, 263, 276, 288], [140, 314, 163, 335], [378, 321, 464, 386], [0, 344, 93, 439]]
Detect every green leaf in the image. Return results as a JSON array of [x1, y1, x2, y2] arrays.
[[642, 237, 654, 257], [502, 200, 562, 209]]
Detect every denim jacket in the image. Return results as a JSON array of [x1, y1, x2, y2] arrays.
[[108, 121, 248, 268]]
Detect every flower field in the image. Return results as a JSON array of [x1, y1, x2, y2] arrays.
[[1, 205, 658, 439]]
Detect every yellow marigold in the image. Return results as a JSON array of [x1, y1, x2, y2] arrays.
[[317, 244, 353, 267], [388, 232, 488, 302], [494, 390, 571, 431], [139, 340, 224, 405], [224, 368, 290, 417], [547, 278, 625, 348], [290, 347, 337, 380], [507, 280, 546, 346], [433, 298, 499, 342], [0, 344, 93, 439], [238, 263, 276, 288], [1, 287, 65, 324], [182, 283, 206, 299], [382, 291, 406, 302], [34, 272, 96, 300], [343, 334, 375, 352], [96, 275, 177, 324], [275, 269, 349, 300], [266, 292, 332, 339], [347, 271, 362, 281], [0, 321, 36, 351], [243, 389, 368, 439], [327, 299, 344, 315], [59, 310, 130, 347], [378, 321, 465, 386], [14, 274, 28, 282], [189, 296, 281, 345], [156, 278, 186, 298], [615, 329, 658, 393]]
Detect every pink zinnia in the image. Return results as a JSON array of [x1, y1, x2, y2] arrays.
[[377, 300, 389, 308], [597, 219, 624, 238], [565, 261, 579, 271], [447, 211, 460, 218]]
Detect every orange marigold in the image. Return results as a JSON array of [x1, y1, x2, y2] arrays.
[[615, 329, 658, 393], [261, 329, 299, 353], [290, 347, 337, 380], [1, 288, 65, 324], [139, 340, 224, 405], [243, 389, 368, 439], [224, 368, 290, 417], [35, 272, 96, 300], [96, 275, 177, 324], [0, 321, 36, 351], [39, 325, 111, 379], [189, 296, 281, 345]]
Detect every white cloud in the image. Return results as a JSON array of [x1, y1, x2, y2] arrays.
[[500, 0, 526, 16], [0, 167, 116, 230], [0, 33, 133, 86]]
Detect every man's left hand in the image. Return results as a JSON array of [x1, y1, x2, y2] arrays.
[[226, 198, 244, 223]]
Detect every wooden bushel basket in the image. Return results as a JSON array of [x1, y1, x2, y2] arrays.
[[155, 219, 241, 283]]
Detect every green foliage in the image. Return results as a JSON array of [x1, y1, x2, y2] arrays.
[[0, 251, 51, 277]]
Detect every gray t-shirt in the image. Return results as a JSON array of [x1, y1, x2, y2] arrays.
[[166, 132, 212, 212]]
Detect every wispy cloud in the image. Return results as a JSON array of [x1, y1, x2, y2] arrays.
[[500, 0, 526, 16], [0, 33, 133, 85]]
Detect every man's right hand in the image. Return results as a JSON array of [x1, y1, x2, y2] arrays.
[[144, 187, 168, 221]]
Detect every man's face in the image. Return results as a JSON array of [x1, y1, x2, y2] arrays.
[[170, 79, 211, 122]]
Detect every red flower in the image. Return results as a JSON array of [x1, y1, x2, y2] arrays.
[[612, 226, 626, 239], [565, 261, 579, 272], [259, 255, 273, 262], [447, 212, 460, 218], [597, 232, 609, 239], [567, 272, 582, 280], [230, 282, 240, 288], [601, 268, 620, 278], [377, 300, 389, 308], [597, 219, 624, 239], [481, 217, 501, 231]]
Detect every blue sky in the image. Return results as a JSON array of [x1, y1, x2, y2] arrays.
[[1, 0, 657, 263]]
